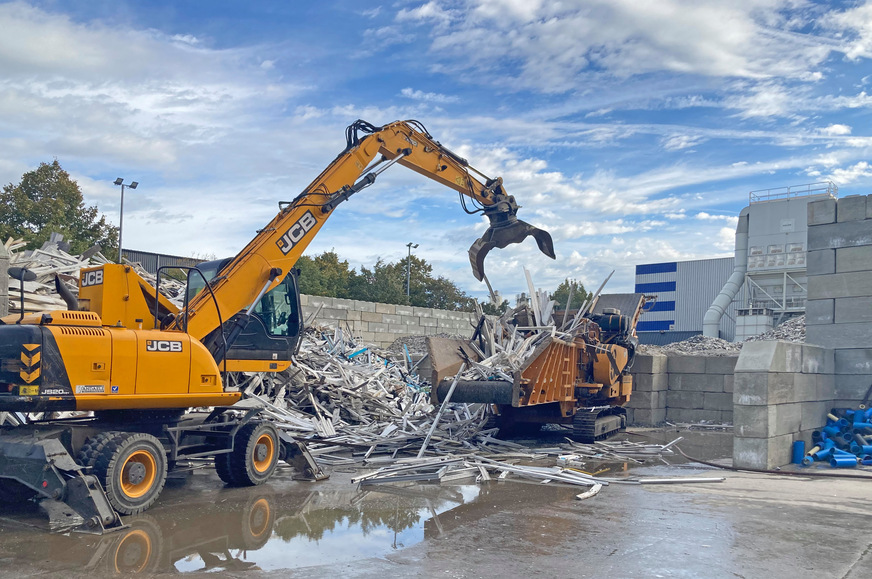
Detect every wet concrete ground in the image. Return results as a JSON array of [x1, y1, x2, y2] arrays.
[[1, 429, 871, 578]]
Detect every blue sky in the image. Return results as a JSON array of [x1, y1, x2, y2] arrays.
[[1, 1, 871, 300]]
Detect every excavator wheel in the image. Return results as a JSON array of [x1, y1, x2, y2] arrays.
[[79, 432, 168, 515], [105, 515, 163, 574], [217, 422, 279, 487]]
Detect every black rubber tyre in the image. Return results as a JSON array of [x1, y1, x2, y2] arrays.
[[215, 451, 237, 485], [106, 515, 163, 574], [234, 492, 276, 550], [79, 432, 168, 515], [224, 422, 279, 487]]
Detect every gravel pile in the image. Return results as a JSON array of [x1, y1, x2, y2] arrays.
[[638, 315, 806, 357]]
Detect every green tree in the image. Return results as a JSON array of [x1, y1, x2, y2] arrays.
[[551, 278, 590, 310], [481, 297, 509, 316], [0, 160, 118, 256], [348, 259, 408, 305], [296, 250, 354, 298]]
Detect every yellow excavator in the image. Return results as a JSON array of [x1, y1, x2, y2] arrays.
[[0, 119, 555, 531]]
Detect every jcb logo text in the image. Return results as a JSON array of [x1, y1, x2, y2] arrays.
[[146, 340, 183, 352], [276, 211, 317, 255], [81, 270, 104, 287]]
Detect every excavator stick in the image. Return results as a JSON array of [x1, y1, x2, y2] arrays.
[[469, 219, 555, 282]]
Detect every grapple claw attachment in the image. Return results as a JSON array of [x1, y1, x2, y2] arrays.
[[469, 218, 555, 282]]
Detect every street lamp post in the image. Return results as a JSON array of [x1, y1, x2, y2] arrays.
[[406, 242, 419, 297], [113, 178, 138, 263]]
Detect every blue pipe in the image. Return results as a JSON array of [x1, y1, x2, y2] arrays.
[[802, 455, 815, 466], [862, 456, 872, 466], [812, 431, 823, 444], [822, 425, 840, 437], [792, 441, 805, 464], [814, 447, 835, 461], [830, 455, 858, 468]]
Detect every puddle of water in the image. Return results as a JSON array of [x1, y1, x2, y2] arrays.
[[0, 478, 482, 575]]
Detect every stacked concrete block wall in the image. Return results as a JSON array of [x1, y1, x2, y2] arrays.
[[0, 243, 8, 317], [732, 341, 834, 469], [300, 294, 477, 347], [627, 353, 737, 426], [806, 195, 872, 407]]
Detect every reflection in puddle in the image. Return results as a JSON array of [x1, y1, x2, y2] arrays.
[[23, 483, 481, 574]]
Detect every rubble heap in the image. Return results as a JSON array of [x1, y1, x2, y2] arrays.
[[744, 315, 806, 343], [638, 335, 742, 357]]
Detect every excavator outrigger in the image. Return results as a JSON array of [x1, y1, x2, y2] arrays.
[[0, 119, 554, 531]]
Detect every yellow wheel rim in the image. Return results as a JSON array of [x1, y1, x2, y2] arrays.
[[252, 433, 275, 473], [120, 450, 157, 499], [114, 528, 152, 573], [248, 498, 271, 537]]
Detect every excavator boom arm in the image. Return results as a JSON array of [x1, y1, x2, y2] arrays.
[[180, 120, 554, 341]]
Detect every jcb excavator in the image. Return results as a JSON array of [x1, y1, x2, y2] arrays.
[[0, 119, 555, 532]]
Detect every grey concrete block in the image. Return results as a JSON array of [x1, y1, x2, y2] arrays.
[[666, 391, 705, 409], [773, 403, 802, 436], [792, 373, 817, 402], [628, 391, 664, 409], [734, 341, 802, 373], [419, 317, 437, 327], [400, 315, 421, 326], [837, 195, 868, 222], [667, 355, 707, 374], [807, 322, 872, 349], [868, 194, 872, 219], [816, 374, 835, 400], [682, 409, 724, 423], [734, 372, 795, 405], [318, 307, 348, 320], [667, 373, 711, 392], [833, 374, 872, 401], [704, 356, 738, 374], [382, 314, 402, 325], [808, 198, 837, 226], [835, 349, 872, 374], [332, 298, 354, 310], [724, 374, 734, 393], [836, 245, 872, 273], [733, 434, 794, 469], [354, 300, 377, 313], [375, 303, 396, 314], [346, 310, 361, 322], [631, 373, 668, 392], [299, 293, 309, 306], [361, 311, 382, 323], [806, 249, 835, 276], [395, 305, 414, 316], [807, 219, 872, 251], [801, 401, 829, 431], [632, 354, 667, 374], [834, 296, 872, 324], [368, 322, 390, 333], [703, 392, 733, 412], [805, 299, 834, 325], [631, 408, 666, 426], [721, 410, 733, 424], [734, 404, 771, 438]]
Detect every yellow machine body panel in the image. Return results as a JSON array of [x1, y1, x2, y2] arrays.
[[78, 264, 179, 331]]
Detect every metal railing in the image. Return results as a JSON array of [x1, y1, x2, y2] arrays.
[[749, 181, 838, 203]]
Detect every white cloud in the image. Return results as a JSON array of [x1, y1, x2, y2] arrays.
[[828, 161, 872, 185], [400, 87, 459, 103], [820, 124, 852, 136], [661, 134, 705, 151]]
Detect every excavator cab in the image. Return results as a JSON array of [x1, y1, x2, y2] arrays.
[[183, 258, 303, 372]]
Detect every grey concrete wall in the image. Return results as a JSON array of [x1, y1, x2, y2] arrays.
[[300, 294, 476, 347], [0, 243, 8, 318], [732, 341, 833, 469], [806, 195, 872, 407], [627, 353, 737, 426]]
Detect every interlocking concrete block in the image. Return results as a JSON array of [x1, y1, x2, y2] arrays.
[[835, 348, 872, 374], [734, 404, 771, 438], [318, 307, 348, 320], [792, 373, 817, 402], [375, 303, 396, 315], [354, 300, 376, 313], [395, 305, 414, 316], [721, 410, 733, 424], [833, 374, 872, 401], [401, 315, 421, 326], [734, 372, 795, 405], [836, 246, 872, 274], [306, 296, 333, 309], [773, 403, 802, 436], [670, 409, 723, 423], [807, 220, 872, 251], [381, 314, 402, 325], [734, 340, 802, 373], [807, 322, 872, 349], [667, 391, 705, 409], [667, 355, 707, 374], [804, 299, 834, 326], [816, 373, 835, 400], [631, 373, 668, 392], [299, 293, 309, 306], [632, 354, 667, 374], [368, 322, 390, 333], [723, 374, 734, 393], [628, 391, 664, 409], [837, 195, 868, 222], [801, 401, 829, 431], [705, 356, 739, 374], [412, 306, 431, 318], [419, 317, 437, 327], [361, 311, 382, 323], [806, 249, 835, 276], [430, 309, 448, 319], [808, 198, 837, 226], [703, 392, 733, 412], [346, 310, 361, 322], [868, 194, 872, 219], [331, 298, 354, 310], [734, 434, 794, 469], [834, 296, 872, 324], [631, 408, 666, 426], [667, 373, 710, 392]]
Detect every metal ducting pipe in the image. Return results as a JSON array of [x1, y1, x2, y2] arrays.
[[703, 206, 750, 338]]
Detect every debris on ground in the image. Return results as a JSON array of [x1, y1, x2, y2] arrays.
[[802, 407, 872, 468], [744, 315, 805, 343]]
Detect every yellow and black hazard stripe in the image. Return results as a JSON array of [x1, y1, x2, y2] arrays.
[[20, 343, 41, 385]]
